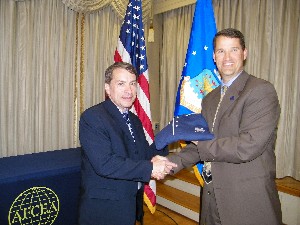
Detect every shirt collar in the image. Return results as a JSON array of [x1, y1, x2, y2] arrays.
[[221, 70, 243, 88], [117, 106, 128, 115]]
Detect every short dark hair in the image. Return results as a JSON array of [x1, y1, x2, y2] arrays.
[[213, 28, 246, 50], [105, 62, 138, 84]]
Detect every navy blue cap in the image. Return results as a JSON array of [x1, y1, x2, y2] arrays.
[[155, 113, 214, 150]]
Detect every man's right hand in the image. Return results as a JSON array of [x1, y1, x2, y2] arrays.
[[151, 155, 177, 180]]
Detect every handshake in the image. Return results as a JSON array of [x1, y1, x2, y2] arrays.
[[151, 155, 177, 180]]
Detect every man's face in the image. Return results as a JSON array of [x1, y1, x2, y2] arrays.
[[213, 36, 247, 83], [105, 68, 137, 112]]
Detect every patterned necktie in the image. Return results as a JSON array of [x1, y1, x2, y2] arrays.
[[212, 85, 228, 132], [122, 112, 140, 189], [203, 85, 228, 184], [122, 112, 136, 142]]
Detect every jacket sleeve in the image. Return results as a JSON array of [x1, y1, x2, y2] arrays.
[[166, 143, 200, 174], [146, 143, 169, 159]]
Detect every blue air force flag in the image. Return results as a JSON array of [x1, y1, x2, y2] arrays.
[[174, 0, 220, 116], [173, 0, 220, 186]]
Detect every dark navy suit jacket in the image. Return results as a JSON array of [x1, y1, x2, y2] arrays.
[[78, 99, 167, 225]]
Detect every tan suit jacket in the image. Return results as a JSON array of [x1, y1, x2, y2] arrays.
[[168, 71, 282, 225]]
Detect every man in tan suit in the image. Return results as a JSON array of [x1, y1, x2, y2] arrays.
[[167, 28, 282, 225]]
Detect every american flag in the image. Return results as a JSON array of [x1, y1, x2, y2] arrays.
[[114, 0, 156, 213]]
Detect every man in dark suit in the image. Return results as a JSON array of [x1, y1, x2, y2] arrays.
[[167, 28, 283, 225], [78, 62, 176, 225]]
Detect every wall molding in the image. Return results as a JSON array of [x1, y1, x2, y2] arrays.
[[153, 0, 196, 15]]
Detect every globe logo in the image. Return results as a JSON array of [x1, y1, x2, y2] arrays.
[[8, 187, 60, 225]]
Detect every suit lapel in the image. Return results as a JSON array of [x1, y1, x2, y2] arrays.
[[214, 72, 250, 130], [103, 100, 136, 141]]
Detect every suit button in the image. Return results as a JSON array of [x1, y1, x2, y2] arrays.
[[207, 191, 211, 195]]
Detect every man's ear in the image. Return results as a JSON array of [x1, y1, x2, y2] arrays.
[[104, 83, 110, 96], [243, 48, 248, 60]]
